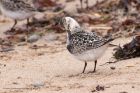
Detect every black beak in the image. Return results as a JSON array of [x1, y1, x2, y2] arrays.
[[54, 17, 65, 29], [53, 17, 66, 32], [54, 17, 62, 26]]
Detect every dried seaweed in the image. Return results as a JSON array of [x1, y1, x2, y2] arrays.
[[113, 36, 140, 60]]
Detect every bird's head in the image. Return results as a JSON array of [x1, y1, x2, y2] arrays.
[[61, 17, 82, 34]]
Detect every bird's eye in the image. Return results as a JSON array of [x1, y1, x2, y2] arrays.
[[62, 18, 66, 24], [68, 23, 70, 30]]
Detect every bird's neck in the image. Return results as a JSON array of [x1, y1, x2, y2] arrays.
[[68, 27, 83, 35], [67, 30, 71, 38], [66, 31, 71, 45]]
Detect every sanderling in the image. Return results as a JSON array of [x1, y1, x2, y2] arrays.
[[0, 0, 36, 31], [61, 17, 114, 73]]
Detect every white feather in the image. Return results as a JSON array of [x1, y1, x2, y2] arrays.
[[73, 44, 108, 62], [0, 6, 34, 20], [64, 17, 81, 32]]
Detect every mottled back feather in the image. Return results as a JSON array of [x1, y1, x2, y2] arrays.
[[67, 31, 113, 54], [0, 0, 36, 12]]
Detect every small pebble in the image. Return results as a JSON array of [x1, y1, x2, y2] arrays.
[[120, 92, 128, 93], [91, 89, 96, 93], [96, 85, 104, 91], [32, 81, 45, 88], [132, 86, 135, 88], [3, 64, 6, 67], [110, 66, 116, 70], [27, 34, 40, 43], [17, 77, 22, 79], [13, 82, 18, 85]]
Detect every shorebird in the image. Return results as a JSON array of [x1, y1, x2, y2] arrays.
[[0, 0, 36, 31], [61, 17, 114, 73]]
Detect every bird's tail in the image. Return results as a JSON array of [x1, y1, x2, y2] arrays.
[[103, 35, 114, 44], [103, 31, 123, 44], [104, 32, 122, 43]]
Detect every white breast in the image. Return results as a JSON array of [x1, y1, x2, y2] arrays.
[[0, 7, 34, 20], [73, 44, 108, 62], [66, 33, 70, 45]]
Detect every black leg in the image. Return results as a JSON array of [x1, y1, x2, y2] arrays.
[[26, 18, 30, 41], [93, 60, 97, 73], [96, 0, 99, 4], [86, 0, 89, 9], [11, 20, 17, 31], [82, 61, 87, 73], [80, 0, 83, 9], [26, 18, 30, 29]]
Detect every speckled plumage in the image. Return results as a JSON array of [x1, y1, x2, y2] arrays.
[[62, 17, 114, 73], [67, 31, 113, 54], [0, 0, 36, 21], [0, 0, 35, 12], [0, 0, 36, 32]]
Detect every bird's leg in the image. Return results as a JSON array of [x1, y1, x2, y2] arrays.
[[11, 20, 17, 31], [82, 61, 87, 73], [27, 18, 30, 29], [92, 60, 97, 73], [85, 0, 89, 9], [26, 18, 30, 42], [80, 0, 83, 9], [96, 0, 99, 4]]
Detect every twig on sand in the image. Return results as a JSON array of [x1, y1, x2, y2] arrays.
[[100, 60, 120, 66]]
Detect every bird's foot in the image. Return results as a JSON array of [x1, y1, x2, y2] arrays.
[[4, 28, 16, 35], [10, 28, 16, 32], [87, 70, 96, 74], [68, 73, 82, 77], [81, 72, 86, 74]]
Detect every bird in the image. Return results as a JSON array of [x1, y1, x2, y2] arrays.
[[0, 0, 36, 34], [61, 17, 114, 73]]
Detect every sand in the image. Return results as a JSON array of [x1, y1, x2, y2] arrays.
[[0, 0, 140, 93], [0, 20, 140, 93]]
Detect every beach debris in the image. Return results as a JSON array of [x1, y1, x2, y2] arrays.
[[113, 36, 140, 60]]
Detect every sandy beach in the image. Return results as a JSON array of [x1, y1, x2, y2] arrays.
[[0, 0, 140, 93], [0, 21, 140, 93]]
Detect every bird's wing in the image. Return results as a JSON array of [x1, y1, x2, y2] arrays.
[[67, 31, 113, 54], [9, 0, 36, 12]]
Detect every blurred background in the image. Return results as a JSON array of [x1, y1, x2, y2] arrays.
[[0, 0, 140, 93]]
